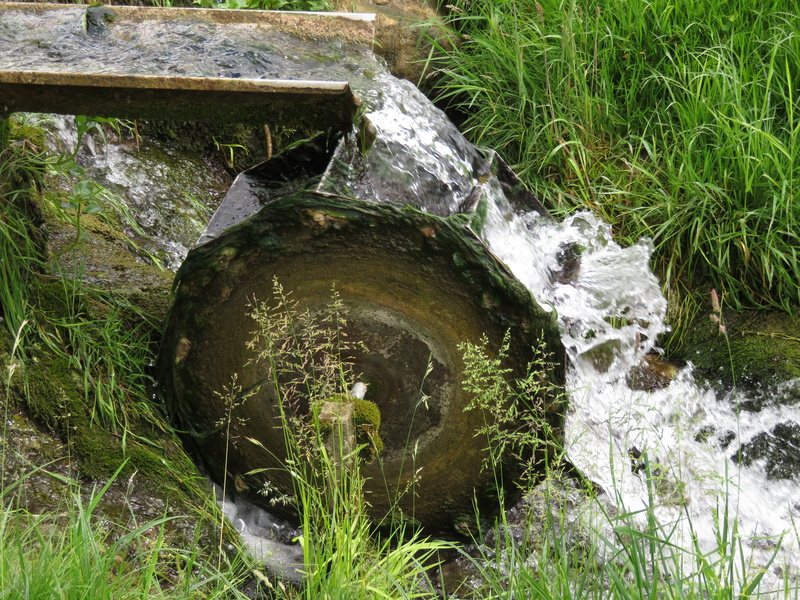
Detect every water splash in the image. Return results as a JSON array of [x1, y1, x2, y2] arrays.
[[477, 183, 800, 588], [43, 115, 230, 270], [479, 182, 666, 377]]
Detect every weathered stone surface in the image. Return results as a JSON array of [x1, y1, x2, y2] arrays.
[[159, 193, 565, 533], [627, 354, 682, 392], [0, 3, 370, 128]]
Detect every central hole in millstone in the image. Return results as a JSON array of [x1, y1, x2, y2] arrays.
[[315, 306, 448, 454], [342, 324, 448, 452]]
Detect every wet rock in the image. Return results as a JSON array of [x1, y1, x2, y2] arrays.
[[551, 241, 582, 285], [694, 425, 737, 449], [627, 353, 682, 391], [694, 425, 715, 444], [45, 213, 175, 320], [674, 309, 800, 404], [719, 429, 737, 449], [43, 117, 233, 270], [733, 421, 800, 479], [84, 5, 116, 37]]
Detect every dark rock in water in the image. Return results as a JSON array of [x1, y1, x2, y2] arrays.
[[694, 425, 716, 444], [733, 421, 800, 479], [674, 309, 800, 406], [694, 425, 736, 449], [551, 242, 582, 285], [158, 193, 565, 534], [627, 353, 682, 392], [719, 429, 737, 449], [85, 6, 116, 36], [628, 446, 645, 474]]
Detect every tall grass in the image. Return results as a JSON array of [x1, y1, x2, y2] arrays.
[[0, 123, 47, 343], [241, 280, 452, 598], [452, 465, 788, 600], [428, 0, 800, 312], [0, 466, 251, 600], [2, 118, 166, 441]]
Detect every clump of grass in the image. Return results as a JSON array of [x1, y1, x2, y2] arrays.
[[0, 117, 50, 343], [461, 331, 563, 488], [37, 275, 165, 438], [1, 118, 168, 450], [235, 278, 452, 598], [428, 0, 800, 313], [0, 466, 252, 600]]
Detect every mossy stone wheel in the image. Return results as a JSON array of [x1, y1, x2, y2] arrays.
[[159, 193, 564, 533]]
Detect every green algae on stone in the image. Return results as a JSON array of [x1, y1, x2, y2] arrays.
[[313, 394, 384, 460], [17, 347, 210, 514], [0, 115, 9, 150], [675, 308, 800, 406]]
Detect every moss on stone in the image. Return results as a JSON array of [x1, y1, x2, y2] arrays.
[[30, 277, 75, 321], [1, 115, 11, 151], [353, 397, 384, 457], [673, 308, 800, 392], [10, 119, 46, 151], [21, 348, 206, 509], [43, 210, 174, 324], [314, 393, 385, 460], [9, 209, 199, 512]]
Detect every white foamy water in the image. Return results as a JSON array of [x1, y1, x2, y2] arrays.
[[478, 188, 800, 589], [42, 115, 229, 270]]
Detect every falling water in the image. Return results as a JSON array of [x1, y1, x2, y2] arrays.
[[39, 114, 230, 270], [211, 60, 800, 587], [337, 61, 800, 584], [477, 184, 800, 589]]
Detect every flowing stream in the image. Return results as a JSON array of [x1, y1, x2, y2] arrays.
[[480, 193, 800, 589], [12, 4, 799, 590]]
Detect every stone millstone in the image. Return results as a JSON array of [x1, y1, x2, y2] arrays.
[[158, 192, 565, 533]]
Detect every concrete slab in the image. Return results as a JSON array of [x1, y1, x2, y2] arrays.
[[0, 3, 375, 127]]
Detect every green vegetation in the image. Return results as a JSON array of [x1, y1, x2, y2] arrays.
[[428, 0, 800, 316], [192, 0, 330, 11], [0, 467, 253, 600], [313, 393, 385, 458], [1, 120, 164, 444], [1, 113, 221, 536], [4, 277, 796, 599], [1, 118, 253, 598], [3, 6, 799, 593]]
